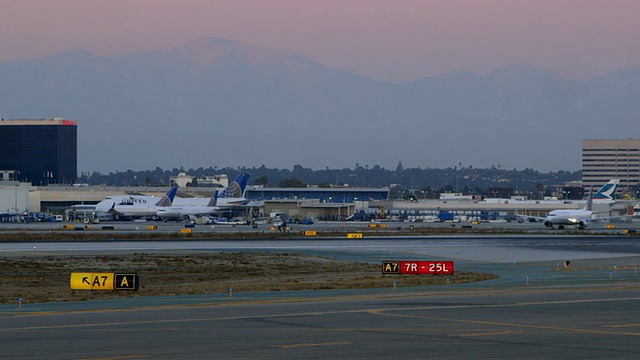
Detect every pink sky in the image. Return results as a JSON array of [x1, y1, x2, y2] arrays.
[[2, 0, 639, 81]]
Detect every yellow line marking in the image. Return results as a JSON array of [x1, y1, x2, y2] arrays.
[[2, 289, 639, 343], [452, 330, 522, 337], [77, 355, 151, 360], [3, 284, 640, 319], [273, 341, 352, 349], [368, 310, 640, 337], [603, 323, 640, 328], [3, 297, 639, 333], [367, 297, 640, 314]]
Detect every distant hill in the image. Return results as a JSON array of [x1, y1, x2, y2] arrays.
[[1, 37, 638, 173]]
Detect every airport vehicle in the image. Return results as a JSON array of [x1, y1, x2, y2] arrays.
[[95, 187, 178, 220], [156, 190, 220, 220], [519, 179, 620, 229]]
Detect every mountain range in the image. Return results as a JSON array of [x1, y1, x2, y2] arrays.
[[1, 37, 638, 173]]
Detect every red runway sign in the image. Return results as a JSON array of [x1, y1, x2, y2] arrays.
[[382, 261, 454, 275]]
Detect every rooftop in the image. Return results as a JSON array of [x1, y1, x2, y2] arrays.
[[0, 118, 77, 126]]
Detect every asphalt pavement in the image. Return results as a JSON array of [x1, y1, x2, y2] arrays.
[[1, 234, 639, 358]]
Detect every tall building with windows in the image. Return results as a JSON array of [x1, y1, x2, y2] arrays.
[[0, 118, 77, 185], [582, 139, 640, 191]]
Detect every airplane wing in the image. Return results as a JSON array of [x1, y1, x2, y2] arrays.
[[515, 212, 545, 222], [185, 209, 219, 217], [588, 213, 634, 222], [106, 203, 126, 217]]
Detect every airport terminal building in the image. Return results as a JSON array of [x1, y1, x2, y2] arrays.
[[0, 118, 77, 186], [0, 182, 635, 223]]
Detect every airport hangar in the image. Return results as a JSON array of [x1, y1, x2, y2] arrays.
[[0, 184, 618, 222]]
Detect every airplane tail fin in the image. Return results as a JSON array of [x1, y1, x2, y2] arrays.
[[155, 186, 178, 207], [583, 179, 619, 211], [218, 173, 250, 198], [107, 203, 117, 214], [206, 190, 219, 207], [591, 179, 619, 201]]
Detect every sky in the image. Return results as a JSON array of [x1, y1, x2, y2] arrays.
[[2, 0, 640, 82]]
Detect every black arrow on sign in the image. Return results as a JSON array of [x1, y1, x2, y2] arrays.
[[82, 277, 90, 285]]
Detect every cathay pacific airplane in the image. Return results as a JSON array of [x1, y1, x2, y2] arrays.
[[519, 179, 621, 229]]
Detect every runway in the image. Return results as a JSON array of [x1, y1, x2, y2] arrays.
[[1, 235, 639, 358], [1, 217, 638, 235], [1, 284, 639, 358], [2, 234, 640, 263]]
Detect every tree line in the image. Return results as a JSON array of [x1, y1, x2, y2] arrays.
[[77, 162, 580, 199]]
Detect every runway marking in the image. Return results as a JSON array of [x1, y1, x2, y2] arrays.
[[452, 330, 522, 337], [272, 341, 352, 349], [77, 355, 151, 360], [603, 323, 640, 328], [368, 309, 640, 337], [3, 293, 639, 335], [5, 284, 639, 319], [365, 296, 640, 313]]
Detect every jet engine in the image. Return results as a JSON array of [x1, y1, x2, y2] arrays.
[[578, 219, 589, 229]]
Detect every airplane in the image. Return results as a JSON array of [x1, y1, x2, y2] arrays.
[[155, 173, 251, 221], [218, 172, 250, 202], [518, 179, 620, 230], [93, 173, 250, 218], [156, 190, 220, 220], [197, 172, 249, 207], [589, 178, 619, 203], [151, 172, 250, 208], [94, 186, 178, 219]]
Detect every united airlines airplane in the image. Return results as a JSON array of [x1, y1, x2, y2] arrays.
[[156, 190, 220, 220], [101, 186, 178, 219], [94, 173, 249, 219]]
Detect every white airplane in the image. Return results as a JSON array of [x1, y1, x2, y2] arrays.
[[519, 179, 620, 229], [156, 190, 220, 220], [210, 172, 249, 206], [156, 172, 250, 207], [95, 187, 178, 220], [93, 173, 250, 219]]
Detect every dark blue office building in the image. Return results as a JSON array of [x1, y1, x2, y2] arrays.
[[0, 118, 77, 185]]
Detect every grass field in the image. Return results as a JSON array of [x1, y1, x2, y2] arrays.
[[0, 253, 498, 304]]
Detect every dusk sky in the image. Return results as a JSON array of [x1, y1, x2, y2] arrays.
[[2, 0, 640, 82]]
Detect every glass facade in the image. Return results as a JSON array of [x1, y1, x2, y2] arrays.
[[0, 119, 77, 185]]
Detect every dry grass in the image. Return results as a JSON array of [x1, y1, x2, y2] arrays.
[[0, 253, 498, 304]]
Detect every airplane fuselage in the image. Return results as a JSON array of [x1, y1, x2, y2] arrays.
[[156, 205, 219, 219], [543, 209, 593, 229]]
